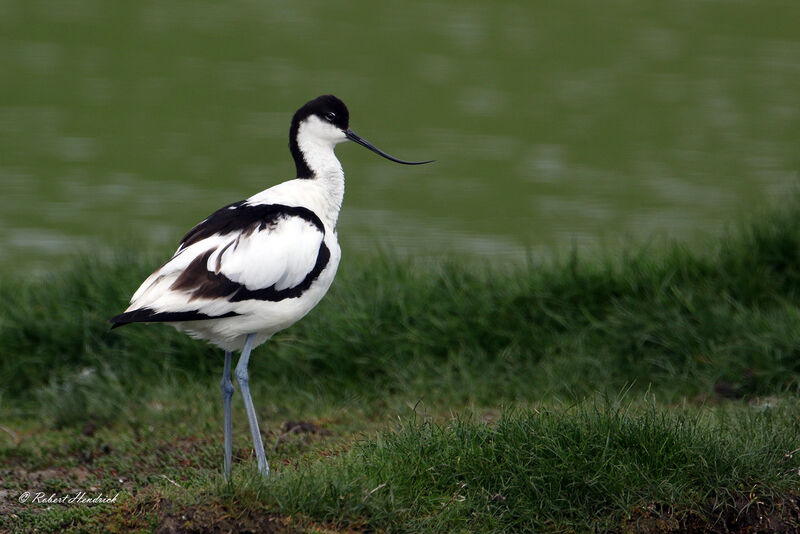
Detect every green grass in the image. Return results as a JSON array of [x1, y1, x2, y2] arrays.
[[3, 198, 800, 410], [2, 200, 800, 532], [251, 400, 800, 532]]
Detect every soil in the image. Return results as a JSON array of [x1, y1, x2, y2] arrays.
[[155, 502, 300, 534], [623, 493, 800, 533]]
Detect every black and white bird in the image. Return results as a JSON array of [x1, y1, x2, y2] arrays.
[[110, 95, 432, 479]]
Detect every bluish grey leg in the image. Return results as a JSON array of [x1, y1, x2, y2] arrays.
[[221, 350, 234, 481], [234, 334, 269, 476]]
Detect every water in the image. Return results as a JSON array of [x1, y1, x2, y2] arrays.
[[1, 0, 798, 272]]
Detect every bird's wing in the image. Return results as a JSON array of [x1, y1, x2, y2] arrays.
[[120, 202, 330, 322]]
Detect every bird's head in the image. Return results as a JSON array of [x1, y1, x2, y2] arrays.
[[290, 94, 433, 178]]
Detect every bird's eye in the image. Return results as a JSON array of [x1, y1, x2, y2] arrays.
[[325, 112, 336, 122]]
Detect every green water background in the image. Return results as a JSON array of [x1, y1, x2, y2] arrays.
[[1, 0, 798, 272]]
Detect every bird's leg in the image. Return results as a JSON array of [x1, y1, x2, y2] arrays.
[[234, 333, 269, 476], [221, 350, 235, 481]]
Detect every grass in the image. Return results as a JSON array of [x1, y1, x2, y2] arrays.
[[2, 200, 800, 532], [253, 401, 800, 532]]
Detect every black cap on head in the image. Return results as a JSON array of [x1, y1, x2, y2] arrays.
[[292, 94, 350, 131]]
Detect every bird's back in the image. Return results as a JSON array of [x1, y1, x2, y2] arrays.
[[111, 179, 342, 352]]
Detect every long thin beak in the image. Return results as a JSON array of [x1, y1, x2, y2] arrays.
[[345, 129, 434, 165]]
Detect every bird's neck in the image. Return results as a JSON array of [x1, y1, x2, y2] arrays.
[[312, 165, 345, 230], [291, 133, 344, 228], [296, 135, 343, 178]]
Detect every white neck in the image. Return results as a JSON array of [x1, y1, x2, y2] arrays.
[[295, 120, 346, 228], [296, 123, 344, 178]]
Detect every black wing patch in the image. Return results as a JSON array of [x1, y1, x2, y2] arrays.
[[180, 202, 325, 249], [109, 308, 239, 329]]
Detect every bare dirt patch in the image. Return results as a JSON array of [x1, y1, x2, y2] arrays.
[[154, 501, 300, 534], [624, 493, 800, 533]]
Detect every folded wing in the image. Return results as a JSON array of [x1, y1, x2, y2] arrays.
[[110, 202, 330, 327]]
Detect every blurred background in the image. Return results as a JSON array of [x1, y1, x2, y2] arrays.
[[1, 0, 798, 273]]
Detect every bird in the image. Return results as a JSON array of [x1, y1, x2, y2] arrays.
[[109, 94, 432, 479]]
